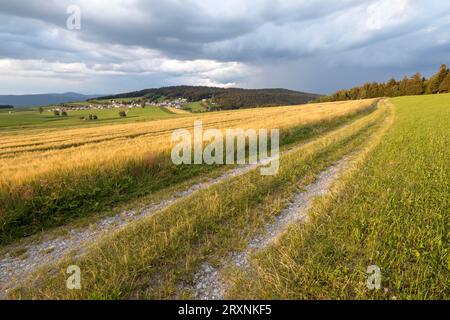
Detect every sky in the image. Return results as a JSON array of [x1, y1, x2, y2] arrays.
[[1, 0, 450, 95]]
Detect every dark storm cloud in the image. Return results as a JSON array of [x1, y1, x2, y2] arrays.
[[0, 0, 372, 60], [1, 0, 450, 94]]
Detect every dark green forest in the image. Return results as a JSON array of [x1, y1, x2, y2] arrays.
[[318, 64, 450, 102], [98, 86, 321, 110], [0, 105, 14, 109]]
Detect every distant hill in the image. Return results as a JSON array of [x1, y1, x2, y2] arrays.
[[98, 86, 322, 110], [0, 92, 102, 108]]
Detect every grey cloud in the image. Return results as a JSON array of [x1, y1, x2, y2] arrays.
[[0, 0, 374, 60], [1, 0, 450, 94]]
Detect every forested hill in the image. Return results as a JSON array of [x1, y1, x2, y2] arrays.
[[97, 86, 321, 110]]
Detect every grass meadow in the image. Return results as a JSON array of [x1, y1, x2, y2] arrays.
[[0, 106, 180, 130], [227, 95, 449, 300]]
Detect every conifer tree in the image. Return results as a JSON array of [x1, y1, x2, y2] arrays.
[[438, 72, 450, 93], [427, 64, 448, 94], [386, 78, 399, 97], [406, 72, 425, 95], [399, 76, 409, 95]]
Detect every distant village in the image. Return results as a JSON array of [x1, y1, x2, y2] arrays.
[[49, 98, 189, 112]]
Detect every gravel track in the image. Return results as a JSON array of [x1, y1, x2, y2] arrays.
[[187, 156, 351, 300]]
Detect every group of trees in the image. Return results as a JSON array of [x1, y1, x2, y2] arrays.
[[80, 114, 98, 121], [318, 64, 450, 102], [53, 110, 68, 117], [0, 105, 14, 109], [53, 109, 127, 120]]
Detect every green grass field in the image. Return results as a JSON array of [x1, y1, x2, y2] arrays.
[[228, 95, 449, 299], [0, 106, 180, 131]]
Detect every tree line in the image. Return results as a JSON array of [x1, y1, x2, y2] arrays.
[[211, 88, 320, 110], [0, 105, 14, 109], [317, 64, 450, 102]]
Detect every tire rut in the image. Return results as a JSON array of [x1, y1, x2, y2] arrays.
[[185, 156, 351, 300]]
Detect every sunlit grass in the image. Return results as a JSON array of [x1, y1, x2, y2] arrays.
[[228, 95, 449, 300]]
